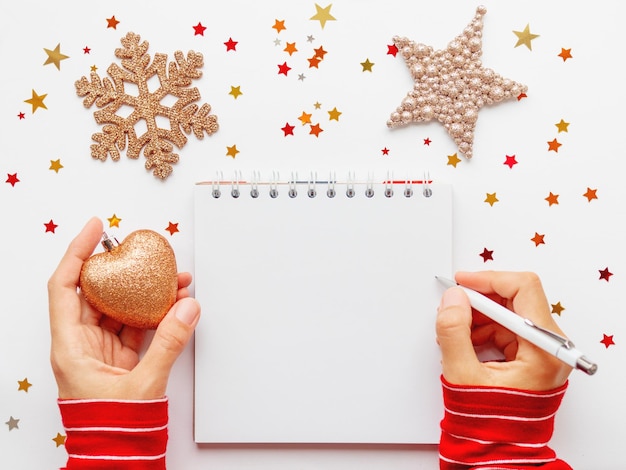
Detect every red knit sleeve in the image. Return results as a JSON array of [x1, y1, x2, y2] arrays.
[[439, 376, 572, 470], [58, 398, 168, 470]]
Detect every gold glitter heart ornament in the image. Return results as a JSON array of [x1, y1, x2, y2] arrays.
[[79, 229, 178, 329]]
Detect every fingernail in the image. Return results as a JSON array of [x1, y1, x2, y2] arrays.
[[174, 298, 200, 325], [440, 287, 466, 309]]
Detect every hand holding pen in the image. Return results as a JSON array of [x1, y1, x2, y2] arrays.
[[435, 271, 579, 391]]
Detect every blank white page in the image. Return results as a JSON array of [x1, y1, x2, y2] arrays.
[[193, 180, 452, 444]]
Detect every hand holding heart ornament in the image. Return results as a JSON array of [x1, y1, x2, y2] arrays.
[[79, 229, 178, 329]]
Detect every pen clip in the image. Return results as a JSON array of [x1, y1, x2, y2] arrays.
[[524, 318, 575, 349]]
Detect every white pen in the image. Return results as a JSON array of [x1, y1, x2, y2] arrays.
[[435, 276, 598, 375]]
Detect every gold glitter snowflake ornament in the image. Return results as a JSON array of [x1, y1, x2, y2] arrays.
[[75, 32, 218, 179], [387, 6, 526, 159]]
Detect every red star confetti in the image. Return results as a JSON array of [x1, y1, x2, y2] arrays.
[[381, 147, 390, 156], [517, 92, 527, 100], [599, 267, 613, 282], [423, 137, 431, 146], [558, 48, 572, 61], [6, 173, 19, 186], [106, 15, 120, 29], [83, 46, 91, 54], [224, 38, 238, 51], [551, 302, 565, 316], [281, 122, 295, 136], [531, 232, 545, 246], [583, 187, 598, 202], [17, 112, 25, 119], [601, 334, 615, 348], [504, 154, 518, 169], [547, 138, 561, 152], [309, 123, 324, 137], [479, 248, 494, 262], [17, 378, 32, 392], [272, 19, 286, 33], [277, 62, 291, 75], [387, 44, 398, 57], [52, 433, 67, 447], [193, 22, 207, 36], [545, 192, 559, 206], [165, 222, 179, 235], [44, 220, 58, 233]]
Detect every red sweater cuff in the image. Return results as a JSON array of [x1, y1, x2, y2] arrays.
[[58, 398, 168, 470], [439, 376, 572, 469]]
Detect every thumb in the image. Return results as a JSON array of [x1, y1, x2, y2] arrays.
[[436, 287, 482, 384], [134, 297, 201, 397]]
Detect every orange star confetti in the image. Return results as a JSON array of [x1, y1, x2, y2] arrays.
[[298, 111, 312, 125], [17, 378, 32, 392], [531, 232, 545, 246], [52, 433, 67, 447], [284, 42, 298, 55], [583, 187, 598, 202], [107, 214, 121, 228], [226, 144, 239, 158], [165, 222, 179, 235], [558, 48, 572, 61], [447, 153, 461, 167], [308, 56, 322, 68], [314, 46, 327, 59], [545, 192, 559, 206], [49, 159, 63, 173], [272, 19, 286, 33], [106, 15, 120, 29], [547, 138, 561, 152], [309, 123, 324, 137], [484, 193, 499, 206]]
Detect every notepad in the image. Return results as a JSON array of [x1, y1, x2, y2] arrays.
[[193, 175, 452, 444]]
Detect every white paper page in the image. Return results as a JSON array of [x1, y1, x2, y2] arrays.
[[194, 181, 452, 444]]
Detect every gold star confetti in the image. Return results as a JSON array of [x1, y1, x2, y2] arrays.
[[52, 433, 67, 447], [360, 58, 374, 72], [555, 119, 569, 133], [90, 64, 98, 72], [24, 89, 48, 113], [484, 193, 499, 206], [43, 43, 70, 70], [226, 144, 239, 158], [513, 23, 539, 50], [328, 107, 341, 121], [310, 3, 336, 29], [49, 159, 64, 173], [229, 86, 243, 99], [447, 153, 462, 167], [107, 214, 122, 228], [388, 7, 526, 159], [17, 378, 32, 392]]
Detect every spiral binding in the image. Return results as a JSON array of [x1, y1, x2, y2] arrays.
[[205, 171, 433, 199]]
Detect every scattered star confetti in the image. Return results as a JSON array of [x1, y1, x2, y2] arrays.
[[272, 19, 286, 33], [83, 46, 91, 54], [551, 302, 565, 316], [308, 56, 321, 68], [43, 43, 69, 70], [49, 159, 63, 173], [558, 48, 572, 61], [90, 64, 98, 72], [75, 32, 219, 179], [513, 23, 539, 50], [423, 137, 431, 146], [17, 112, 25, 120], [277, 61, 291, 75], [52, 433, 67, 447], [360, 58, 374, 72], [44, 220, 58, 233], [229, 86, 243, 99], [5, 417, 19, 431], [547, 138, 562, 152], [583, 187, 598, 202], [381, 147, 390, 156], [479, 248, 494, 262], [6, 173, 20, 186], [503, 154, 518, 168], [106, 15, 120, 29], [224, 37, 238, 51], [107, 214, 121, 228], [165, 222, 179, 235], [299, 111, 312, 125], [309, 123, 324, 137], [545, 192, 559, 206], [281, 122, 295, 136], [307, 35, 315, 43], [226, 144, 239, 158], [24, 89, 47, 113], [387, 6, 527, 160], [314, 46, 327, 59], [599, 267, 613, 282], [310, 3, 336, 29], [601, 334, 615, 348], [298, 73, 306, 81], [328, 107, 341, 121], [531, 232, 545, 246], [17, 378, 32, 392], [447, 153, 461, 167], [284, 42, 298, 55], [193, 22, 207, 36], [484, 193, 499, 206], [555, 119, 569, 132], [387, 44, 398, 57]]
